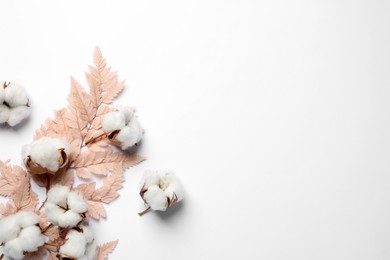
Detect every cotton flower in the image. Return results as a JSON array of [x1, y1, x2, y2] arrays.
[[44, 185, 88, 228], [58, 226, 96, 260], [22, 137, 72, 175], [0, 81, 30, 127], [0, 211, 45, 259], [101, 107, 143, 150], [139, 170, 184, 215]]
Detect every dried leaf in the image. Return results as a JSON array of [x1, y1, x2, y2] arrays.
[[0, 202, 17, 217], [68, 77, 96, 132], [76, 171, 129, 219], [85, 200, 107, 219], [73, 149, 144, 178], [0, 161, 39, 213], [12, 169, 39, 211], [87, 47, 124, 106], [0, 161, 19, 197], [96, 240, 118, 260]]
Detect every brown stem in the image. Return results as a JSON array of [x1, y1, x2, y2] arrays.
[[138, 207, 151, 216], [85, 132, 106, 145], [42, 223, 53, 233]]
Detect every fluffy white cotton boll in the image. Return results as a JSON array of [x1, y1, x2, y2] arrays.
[[139, 170, 185, 214], [3, 82, 29, 107], [0, 84, 4, 103], [82, 227, 94, 244], [143, 185, 168, 211], [67, 191, 88, 214], [7, 106, 30, 127], [47, 185, 70, 207], [44, 202, 65, 226], [165, 182, 185, 202], [101, 110, 126, 133], [116, 118, 143, 150], [140, 170, 161, 189], [0, 215, 20, 243], [22, 137, 72, 174], [58, 210, 83, 228], [3, 239, 24, 259], [0, 104, 10, 124], [59, 229, 87, 258], [17, 226, 45, 252], [79, 241, 96, 260], [117, 107, 134, 124], [15, 211, 40, 228]]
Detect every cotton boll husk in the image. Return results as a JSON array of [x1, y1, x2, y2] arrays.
[[29, 137, 70, 172], [50, 137, 72, 157], [15, 211, 40, 228], [165, 182, 185, 202], [143, 185, 168, 211], [101, 111, 126, 133], [67, 191, 88, 213], [47, 185, 70, 207], [0, 215, 20, 243], [7, 106, 30, 127], [116, 119, 143, 149], [18, 226, 45, 252], [140, 170, 160, 189], [4, 82, 29, 107], [44, 202, 65, 226], [0, 104, 10, 124], [3, 239, 24, 259], [60, 230, 87, 258], [58, 210, 82, 228]]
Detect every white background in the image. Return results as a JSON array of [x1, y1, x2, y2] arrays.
[[1, 1, 390, 259]]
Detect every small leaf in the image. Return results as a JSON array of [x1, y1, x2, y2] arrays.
[[96, 240, 119, 260], [73, 148, 144, 177]]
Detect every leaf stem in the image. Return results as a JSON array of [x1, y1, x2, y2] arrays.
[[42, 223, 53, 233], [138, 207, 151, 216], [85, 132, 107, 145]]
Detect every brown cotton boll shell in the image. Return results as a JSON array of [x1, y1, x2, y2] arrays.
[[25, 149, 70, 175], [107, 130, 123, 148], [167, 192, 179, 208], [57, 254, 77, 260], [25, 156, 55, 175]]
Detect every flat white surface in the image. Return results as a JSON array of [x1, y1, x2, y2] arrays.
[[1, 1, 390, 259]]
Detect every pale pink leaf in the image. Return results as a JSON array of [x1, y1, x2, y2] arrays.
[[96, 240, 119, 260]]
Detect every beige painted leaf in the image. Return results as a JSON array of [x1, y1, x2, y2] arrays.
[[11, 166, 39, 211], [85, 200, 107, 219], [0, 202, 17, 217], [73, 148, 144, 178], [76, 171, 127, 219], [0, 160, 19, 197], [68, 77, 96, 132], [0, 161, 38, 212], [94, 172, 125, 203], [96, 240, 119, 260], [86, 46, 124, 106]]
